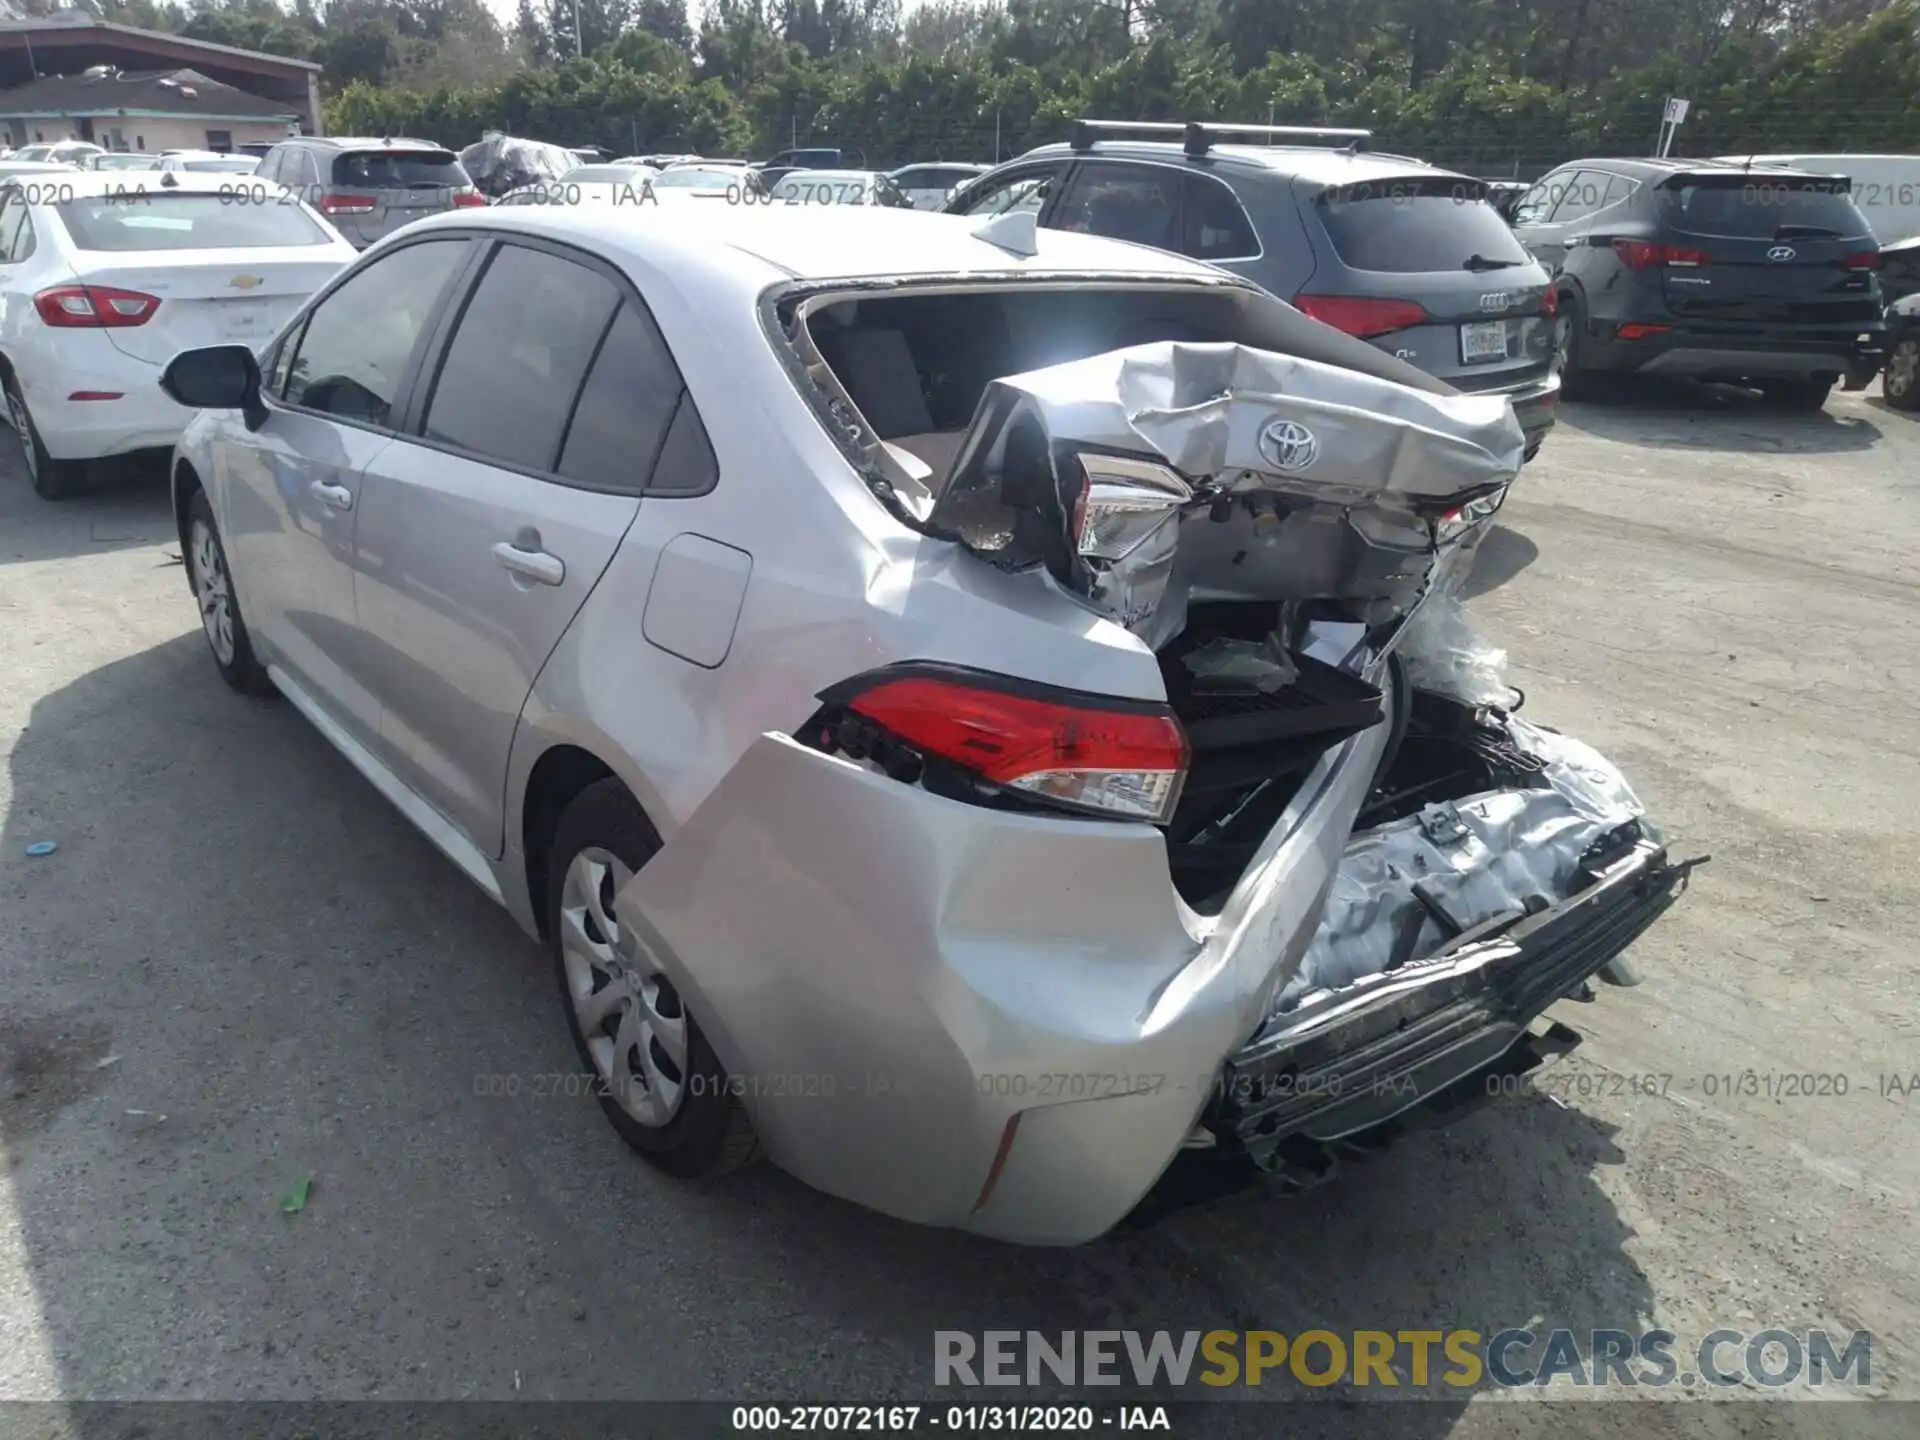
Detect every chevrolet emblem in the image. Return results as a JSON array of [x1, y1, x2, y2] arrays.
[[228, 275, 264, 290]]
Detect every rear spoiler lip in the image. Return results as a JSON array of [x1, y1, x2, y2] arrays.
[[1654, 169, 1853, 192]]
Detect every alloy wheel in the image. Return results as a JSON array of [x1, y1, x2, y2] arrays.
[[1888, 339, 1919, 403], [189, 517, 236, 666], [559, 847, 688, 1128]]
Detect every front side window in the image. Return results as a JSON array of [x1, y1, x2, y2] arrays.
[[283, 238, 472, 425], [1053, 163, 1181, 250], [1509, 174, 1565, 227], [422, 243, 621, 472]]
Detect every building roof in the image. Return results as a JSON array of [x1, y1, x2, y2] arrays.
[[0, 14, 319, 73], [0, 65, 298, 120]]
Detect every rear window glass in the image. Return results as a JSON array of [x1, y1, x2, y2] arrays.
[[53, 194, 334, 251], [1659, 176, 1869, 238], [332, 150, 467, 189], [183, 158, 259, 174], [1316, 179, 1532, 273]]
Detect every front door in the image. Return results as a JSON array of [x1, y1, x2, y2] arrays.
[[219, 235, 476, 741]]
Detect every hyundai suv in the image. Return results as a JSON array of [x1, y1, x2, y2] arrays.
[[945, 120, 1560, 461], [1509, 158, 1887, 408]]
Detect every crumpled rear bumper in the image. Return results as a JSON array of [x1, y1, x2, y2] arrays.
[[614, 718, 1389, 1247], [1212, 836, 1698, 1162]]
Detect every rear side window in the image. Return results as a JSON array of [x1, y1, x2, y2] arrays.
[[1659, 176, 1870, 238], [423, 243, 621, 472], [54, 194, 333, 250], [556, 301, 687, 492], [333, 149, 468, 189], [1316, 178, 1532, 272], [1182, 173, 1258, 259]]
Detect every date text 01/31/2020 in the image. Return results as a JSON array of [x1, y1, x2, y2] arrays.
[[730, 1405, 1173, 1432]]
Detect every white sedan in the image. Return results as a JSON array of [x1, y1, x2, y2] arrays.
[[156, 150, 265, 176], [0, 171, 357, 499]]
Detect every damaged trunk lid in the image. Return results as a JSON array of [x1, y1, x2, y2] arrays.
[[923, 340, 1526, 648]]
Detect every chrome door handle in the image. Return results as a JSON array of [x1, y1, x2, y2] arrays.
[[492, 540, 565, 586], [309, 480, 353, 512]]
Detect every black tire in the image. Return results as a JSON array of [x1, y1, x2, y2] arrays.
[[1884, 337, 1920, 412], [1552, 294, 1597, 401], [5, 371, 85, 501], [1758, 377, 1834, 413], [547, 778, 760, 1179], [184, 488, 274, 695]]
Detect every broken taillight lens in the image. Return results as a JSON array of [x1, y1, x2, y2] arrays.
[[825, 667, 1190, 825]]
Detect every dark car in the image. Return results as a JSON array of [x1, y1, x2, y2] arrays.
[[1883, 293, 1920, 410], [755, 147, 858, 189], [1509, 158, 1887, 409], [945, 119, 1560, 460], [1879, 234, 1920, 305]]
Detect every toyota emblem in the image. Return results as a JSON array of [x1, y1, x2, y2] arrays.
[[1767, 245, 1797, 262], [1258, 419, 1320, 472]]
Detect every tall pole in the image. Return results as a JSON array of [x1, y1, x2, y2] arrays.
[[575, 0, 584, 57]]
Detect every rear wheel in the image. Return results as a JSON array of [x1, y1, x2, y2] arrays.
[[5, 372, 83, 501], [548, 778, 760, 1179], [1551, 295, 1597, 400], [1758, 377, 1834, 413], [1884, 337, 1920, 412]]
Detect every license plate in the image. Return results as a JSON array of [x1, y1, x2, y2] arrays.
[[217, 300, 273, 338], [1461, 320, 1508, 364]]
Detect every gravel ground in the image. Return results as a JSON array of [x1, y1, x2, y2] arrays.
[[0, 380, 1914, 1439]]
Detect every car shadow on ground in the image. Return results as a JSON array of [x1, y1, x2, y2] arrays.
[[0, 449, 178, 567], [1459, 525, 1539, 600], [4, 633, 1686, 1425], [1553, 378, 1883, 455]]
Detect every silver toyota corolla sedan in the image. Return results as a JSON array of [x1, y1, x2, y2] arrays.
[[159, 205, 1699, 1245]]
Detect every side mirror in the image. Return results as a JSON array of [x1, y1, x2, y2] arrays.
[[161, 344, 267, 431]]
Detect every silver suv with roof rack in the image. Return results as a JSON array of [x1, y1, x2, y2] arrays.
[[945, 119, 1560, 461], [255, 135, 484, 250]]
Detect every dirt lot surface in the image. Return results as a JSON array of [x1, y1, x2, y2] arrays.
[[0, 382, 1914, 1439]]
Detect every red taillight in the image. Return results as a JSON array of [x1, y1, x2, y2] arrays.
[[1293, 294, 1431, 339], [33, 284, 160, 329], [1612, 239, 1709, 270], [840, 671, 1190, 824], [453, 189, 487, 208], [1615, 323, 1673, 341], [321, 193, 378, 216], [1843, 250, 1881, 270], [1541, 287, 1559, 317]]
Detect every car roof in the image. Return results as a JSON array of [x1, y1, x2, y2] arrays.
[[298, 136, 447, 151], [774, 169, 888, 183], [402, 205, 1231, 295], [1551, 156, 1828, 179], [0, 160, 79, 172], [1012, 140, 1465, 187]]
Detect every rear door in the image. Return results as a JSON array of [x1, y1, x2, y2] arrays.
[[1300, 174, 1553, 388], [1651, 173, 1882, 328], [47, 189, 348, 358], [324, 146, 469, 248], [350, 237, 664, 855]]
